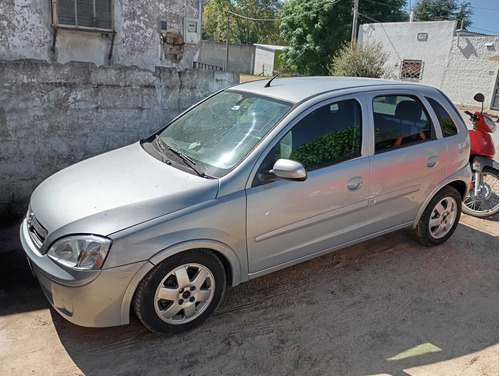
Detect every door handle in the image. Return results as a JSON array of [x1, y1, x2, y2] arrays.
[[347, 176, 363, 191], [427, 156, 438, 168]]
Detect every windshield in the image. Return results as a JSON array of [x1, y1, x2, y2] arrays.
[[155, 90, 292, 177]]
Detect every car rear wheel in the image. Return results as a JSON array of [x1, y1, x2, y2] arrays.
[[133, 249, 226, 334], [410, 186, 461, 247]]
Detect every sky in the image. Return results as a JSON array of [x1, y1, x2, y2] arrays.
[[407, 0, 499, 35], [465, 0, 499, 35]]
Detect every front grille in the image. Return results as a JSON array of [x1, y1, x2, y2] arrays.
[[27, 208, 48, 250]]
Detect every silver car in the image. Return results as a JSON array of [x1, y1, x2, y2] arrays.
[[20, 77, 471, 334]]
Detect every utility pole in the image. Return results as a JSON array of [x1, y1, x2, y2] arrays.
[[225, 11, 230, 71], [351, 0, 359, 43]]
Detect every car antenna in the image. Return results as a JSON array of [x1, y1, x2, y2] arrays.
[[264, 71, 281, 88], [264, 49, 302, 88]]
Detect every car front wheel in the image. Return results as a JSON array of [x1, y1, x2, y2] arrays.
[[133, 249, 226, 334], [410, 186, 461, 247]]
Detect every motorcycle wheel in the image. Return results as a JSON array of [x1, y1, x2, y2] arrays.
[[462, 168, 499, 218]]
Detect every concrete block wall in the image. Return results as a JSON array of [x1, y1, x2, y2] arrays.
[[0, 59, 239, 224], [199, 41, 255, 74]]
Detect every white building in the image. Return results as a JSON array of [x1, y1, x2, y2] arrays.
[[253, 44, 286, 76], [359, 20, 499, 109]]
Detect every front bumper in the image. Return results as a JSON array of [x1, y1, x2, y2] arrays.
[[20, 218, 145, 328]]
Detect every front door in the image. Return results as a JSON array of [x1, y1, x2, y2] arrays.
[[245, 97, 371, 275]]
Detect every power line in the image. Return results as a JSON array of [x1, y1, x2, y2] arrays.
[[227, 0, 343, 23], [468, 26, 498, 34], [471, 6, 499, 12], [365, 0, 404, 11], [228, 10, 277, 22], [358, 12, 402, 60]]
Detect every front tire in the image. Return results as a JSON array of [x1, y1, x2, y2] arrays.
[[462, 168, 499, 218], [411, 186, 461, 247], [133, 249, 226, 334]]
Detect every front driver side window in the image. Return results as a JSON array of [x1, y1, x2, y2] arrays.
[[253, 99, 362, 186]]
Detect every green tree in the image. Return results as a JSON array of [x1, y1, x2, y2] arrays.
[[280, 0, 407, 76], [414, 0, 473, 28], [233, 0, 283, 45], [202, 0, 283, 44], [202, 0, 234, 42], [330, 41, 389, 78]]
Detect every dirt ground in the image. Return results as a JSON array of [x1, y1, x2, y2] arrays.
[[0, 210, 498, 376], [1, 78, 498, 375]]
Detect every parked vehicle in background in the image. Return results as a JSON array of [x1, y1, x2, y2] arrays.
[[462, 93, 499, 218], [20, 77, 471, 334]]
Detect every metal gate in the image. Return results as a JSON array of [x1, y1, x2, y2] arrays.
[[492, 73, 499, 110]]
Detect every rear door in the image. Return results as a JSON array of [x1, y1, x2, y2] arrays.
[[365, 91, 448, 233]]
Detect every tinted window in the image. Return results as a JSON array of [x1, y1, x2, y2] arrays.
[[254, 99, 362, 186], [426, 97, 458, 137], [373, 95, 433, 153]]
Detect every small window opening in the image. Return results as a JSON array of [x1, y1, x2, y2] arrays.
[[401, 60, 423, 80]]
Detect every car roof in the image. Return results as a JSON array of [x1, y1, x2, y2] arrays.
[[230, 77, 434, 103]]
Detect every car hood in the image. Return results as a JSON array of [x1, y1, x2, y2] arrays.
[[31, 142, 219, 238]]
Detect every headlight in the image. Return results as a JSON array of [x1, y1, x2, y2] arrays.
[[484, 115, 497, 133], [47, 235, 112, 270]]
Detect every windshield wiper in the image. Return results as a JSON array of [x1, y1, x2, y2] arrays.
[[155, 135, 208, 178], [154, 135, 173, 165]]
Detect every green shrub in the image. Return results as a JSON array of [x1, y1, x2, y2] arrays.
[[330, 41, 389, 78]]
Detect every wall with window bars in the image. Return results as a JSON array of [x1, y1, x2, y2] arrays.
[[0, 59, 238, 228], [359, 20, 499, 109]]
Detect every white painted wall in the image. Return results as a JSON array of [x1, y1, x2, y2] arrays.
[[359, 20, 499, 109], [443, 34, 498, 107], [0, 0, 202, 71], [253, 44, 285, 76]]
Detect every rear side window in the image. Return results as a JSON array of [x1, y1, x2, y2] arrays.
[[373, 95, 433, 153], [426, 97, 458, 137]]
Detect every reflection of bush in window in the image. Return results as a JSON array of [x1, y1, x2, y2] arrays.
[[290, 127, 361, 169], [440, 118, 458, 136]]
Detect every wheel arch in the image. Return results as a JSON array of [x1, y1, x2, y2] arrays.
[[447, 179, 468, 201], [119, 240, 243, 325], [412, 180, 468, 229]]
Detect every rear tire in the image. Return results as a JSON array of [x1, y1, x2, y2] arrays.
[[410, 186, 461, 247], [133, 249, 226, 334]]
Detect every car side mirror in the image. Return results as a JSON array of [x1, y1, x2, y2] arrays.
[[271, 159, 307, 181]]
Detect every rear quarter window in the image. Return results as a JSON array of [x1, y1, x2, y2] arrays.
[[426, 97, 458, 137]]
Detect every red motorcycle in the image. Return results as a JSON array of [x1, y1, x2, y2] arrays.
[[463, 93, 499, 218]]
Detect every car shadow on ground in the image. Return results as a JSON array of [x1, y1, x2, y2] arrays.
[[33, 222, 498, 376], [0, 248, 48, 314]]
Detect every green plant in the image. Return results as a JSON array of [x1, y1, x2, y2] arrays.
[[330, 41, 389, 78]]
